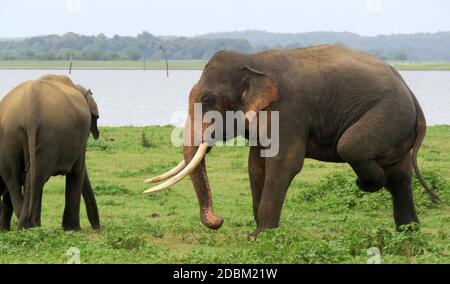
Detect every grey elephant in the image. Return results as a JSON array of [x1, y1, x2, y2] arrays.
[[0, 74, 100, 230], [145, 45, 439, 238]]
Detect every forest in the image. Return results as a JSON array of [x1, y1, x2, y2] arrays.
[[1, 30, 450, 62]]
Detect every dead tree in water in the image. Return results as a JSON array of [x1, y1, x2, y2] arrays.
[[68, 53, 73, 75], [160, 45, 169, 77]]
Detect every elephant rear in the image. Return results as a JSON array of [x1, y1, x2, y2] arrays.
[[10, 79, 91, 176], [0, 76, 100, 230]]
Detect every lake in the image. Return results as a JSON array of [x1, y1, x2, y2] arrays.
[[0, 70, 449, 126]]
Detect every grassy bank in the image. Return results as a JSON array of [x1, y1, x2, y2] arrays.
[[0, 125, 449, 263], [392, 64, 450, 71], [0, 60, 450, 71]]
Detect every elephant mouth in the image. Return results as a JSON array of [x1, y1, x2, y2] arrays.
[[142, 142, 209, 194]]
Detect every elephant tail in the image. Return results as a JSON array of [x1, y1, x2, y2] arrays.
[[389, 65, 440, 204], [411, 93, 440, 204], [81, 170, 101, 230], [26, 96, 38, 217]]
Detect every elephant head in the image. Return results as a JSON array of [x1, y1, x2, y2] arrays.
[[38, 75, 100, 140], [144, 51, 279, 230], [74, 84, 100, 140]]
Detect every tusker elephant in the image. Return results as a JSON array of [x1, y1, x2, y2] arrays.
[[0, 74, 100, 230], [145, 45, 439, 238]]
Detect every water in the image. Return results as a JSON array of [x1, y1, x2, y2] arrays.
[[401, 71, 450, 125], [0, 70, 449, 126]]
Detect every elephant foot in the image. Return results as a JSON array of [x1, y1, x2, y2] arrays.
[[248, 229, 261, 241], [394, 216, 420, 232], [356, 178, 384, 193], [62, 223, 81, 231], [18, 220, 40, 230], [248, 224, 280, 241], [0, 218, 11, 231], [62, 213, 81, 231], [395, 222, 420, 232], [0, 224, 10, 231], [90, 222, 100, 231]]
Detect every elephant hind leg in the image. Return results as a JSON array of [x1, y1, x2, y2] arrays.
[[348, 161, 386, 192], [2, 173, 24, 220], [384, 152, 419, 230], [62, 158, 85, 231], [336, 104, 409, 192], [19, 170, 45, 229], [337, 137, 387, 192]]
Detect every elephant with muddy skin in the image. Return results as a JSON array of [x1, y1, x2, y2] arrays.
[[0, 74, 100, 230], [145, 45, 439, 238]]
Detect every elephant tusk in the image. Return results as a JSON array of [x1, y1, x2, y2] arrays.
[[143, 143, 208, 194], [143, 160, 186, 184]]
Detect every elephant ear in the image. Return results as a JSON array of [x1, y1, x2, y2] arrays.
[[85, 89, 99, 118], [241, 66, 279, 117], [85, 90, 100, 140]]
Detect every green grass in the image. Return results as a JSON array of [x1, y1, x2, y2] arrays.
[[0, 125, 449, 263], [1, 60, 450, 71], [0, 60, 206, 70]]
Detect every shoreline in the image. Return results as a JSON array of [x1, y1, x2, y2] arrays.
[[0, 61, 450, 71]]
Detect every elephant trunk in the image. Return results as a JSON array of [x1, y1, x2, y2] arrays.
[[143, 86, 223, 230], [183, 144, 223, 230], [183, 107, 223, 229]]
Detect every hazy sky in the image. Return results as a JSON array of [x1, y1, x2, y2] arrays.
[[0, 0, 449, 38]]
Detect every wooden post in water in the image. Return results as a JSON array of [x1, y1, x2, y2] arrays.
[[160, 45, 169, 77], [68, 52, 73, 75], [143, 53, 146, 71]]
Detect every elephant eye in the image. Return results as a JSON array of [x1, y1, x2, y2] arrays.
[[201, 95, 215, 107]]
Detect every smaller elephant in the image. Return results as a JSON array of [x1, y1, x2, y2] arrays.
[[0, 74, 100, 230]]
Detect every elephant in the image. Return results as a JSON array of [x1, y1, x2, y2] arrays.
[[0, 74, 100, 230], [145, 44, 439, 238]]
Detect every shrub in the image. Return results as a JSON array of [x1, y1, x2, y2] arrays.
[[291, 171, 391, 212], [87, 138, 111, 151], [141, 131, 154, 148], [290, 169, 450, 213], [93, 181, 130, 195], [412, 169, 450, 209]]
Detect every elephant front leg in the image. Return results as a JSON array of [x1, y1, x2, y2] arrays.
[[62, 160, 85, 231], [250, 138, 306, 239], [248, 146, 266, 226]]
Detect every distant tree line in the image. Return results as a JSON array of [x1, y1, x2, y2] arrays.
[[1, 30, 449, 61], [202, 30, 450, 61], [0, 32, 252, 61]]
